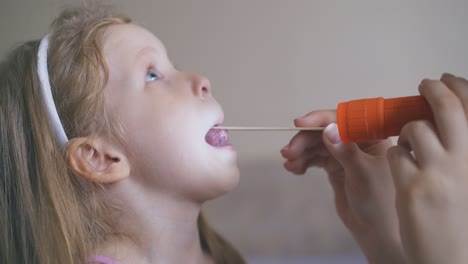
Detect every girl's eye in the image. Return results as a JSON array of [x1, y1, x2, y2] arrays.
[[145, 69, 161, 82]]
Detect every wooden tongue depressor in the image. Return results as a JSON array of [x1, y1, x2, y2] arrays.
[[212, 95, 434, 143], [213, 126, 324, 131]]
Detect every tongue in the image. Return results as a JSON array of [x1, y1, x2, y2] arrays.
[[205, 129, 229, 147]]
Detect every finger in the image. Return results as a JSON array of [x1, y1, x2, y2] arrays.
[[283, 145, 330, 174], [282, 110, 336, 160], [283, 159, 308, 175], [357, 138, 393, 157], [397, 120, 444, 166], [439, 73, 468, 149], [302, 143, 330, 157], [294, 109, 336, 127], [281, 131, 323, 160], [387, 145, 418, 191], [440, 73, 468, 120], [283, 151, 312, 174], [322, 123, 364, 168], [419, 79, 466, 151], [283, 155, 317, 175]]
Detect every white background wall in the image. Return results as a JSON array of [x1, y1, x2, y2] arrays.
[[2, 0, 468, 259]]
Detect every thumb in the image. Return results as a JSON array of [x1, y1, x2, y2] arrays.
[[322, 123, 362, 166]]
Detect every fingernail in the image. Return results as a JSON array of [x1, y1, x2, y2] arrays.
[[297, 113, 313, 120], [442, 72, 455, 79], [419, 78, 430, 86], [294, 116, 305, 123], [324, 123, 341, 144]]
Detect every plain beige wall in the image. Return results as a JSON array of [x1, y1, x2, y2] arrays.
[[2, 0, 468, 258], [2, 0, 467, 162]]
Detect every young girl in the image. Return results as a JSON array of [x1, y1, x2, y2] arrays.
[[282, 73, 468, 264], [0, 4, 242, 264], [1, 2, 449, 264]]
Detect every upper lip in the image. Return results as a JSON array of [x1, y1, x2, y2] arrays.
[[209, 114, 224, 131], [204, 114, 224, 144]]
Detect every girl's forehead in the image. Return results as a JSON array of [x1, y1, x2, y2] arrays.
[[103, 23, 167, 59]]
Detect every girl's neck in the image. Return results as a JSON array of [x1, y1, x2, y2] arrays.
[[97, 180, 213, 264]]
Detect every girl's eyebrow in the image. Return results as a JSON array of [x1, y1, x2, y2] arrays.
[[135, 46, 159, 62], [135, 46, 178, 70]]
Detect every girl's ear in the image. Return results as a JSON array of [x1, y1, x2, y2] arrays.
[[66, 137, 130, 183]]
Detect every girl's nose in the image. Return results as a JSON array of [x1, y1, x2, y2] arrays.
[[190, 73, 211, 98]]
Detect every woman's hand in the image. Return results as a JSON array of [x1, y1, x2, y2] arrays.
[[281, 110, 405, 264], [387, 73, 468, 264]]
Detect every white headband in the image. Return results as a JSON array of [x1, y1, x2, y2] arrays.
[[37, 35, 69, 146]]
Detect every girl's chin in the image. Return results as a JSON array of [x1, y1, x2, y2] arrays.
[[203, 168, 240, 201], [220, 167, 240, 192]]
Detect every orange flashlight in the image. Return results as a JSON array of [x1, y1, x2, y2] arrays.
[[337, 95, 433, 143]]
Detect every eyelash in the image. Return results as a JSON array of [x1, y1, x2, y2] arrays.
[[145, 68, 162, 82]]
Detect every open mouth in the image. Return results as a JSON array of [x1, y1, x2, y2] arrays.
[[205, 127, 229, 147]]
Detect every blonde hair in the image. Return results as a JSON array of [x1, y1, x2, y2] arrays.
[[0, 3, 245, 264]]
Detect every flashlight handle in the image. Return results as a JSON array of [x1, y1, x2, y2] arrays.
[[337, 95, 433, 143]]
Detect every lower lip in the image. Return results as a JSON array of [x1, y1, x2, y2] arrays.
[[209, 143, 235, 151]]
